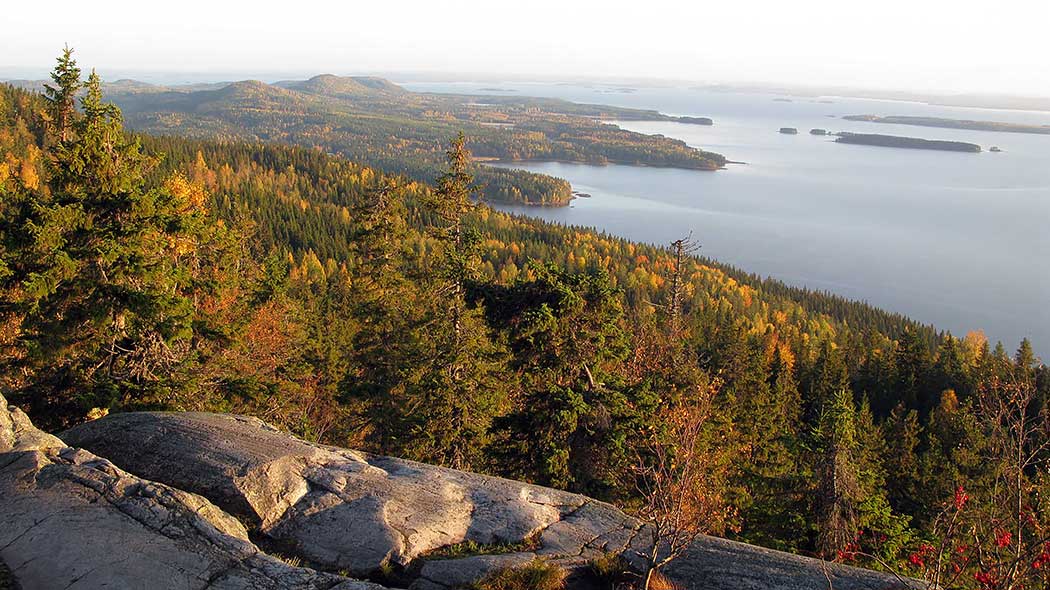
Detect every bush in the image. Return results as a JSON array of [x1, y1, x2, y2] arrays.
[[647, 571, 682, 590], [469, 559, 567, 590], [424, 534, 541, 560], [588, 552, 632, 586]]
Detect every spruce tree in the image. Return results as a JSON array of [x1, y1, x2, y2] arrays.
[[734, 343, 807, 550], [804, 341, 850, 423], [2, 55, 218, 427], [346, 135, 509, 470], [485, 262, 632, 496], [811, 387, 862, 557], [428, 131, 479, 343], [852, 397, 911, 560], [42, 46, 80, 144], [883, 403, 923, 515], [896, 328, 932, 412], [1015, 338, 1037, 377]]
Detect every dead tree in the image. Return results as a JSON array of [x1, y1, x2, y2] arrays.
[[666, 234, 699, 336]]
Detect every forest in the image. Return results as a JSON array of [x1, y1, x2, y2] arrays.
[[50, 73, 728, 206], [1, 53, 1048, 589]]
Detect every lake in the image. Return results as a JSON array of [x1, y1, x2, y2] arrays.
[[403, 82, 1050, 355]]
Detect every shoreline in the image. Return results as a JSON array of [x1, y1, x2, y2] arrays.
[[484, 156, 724, 171]]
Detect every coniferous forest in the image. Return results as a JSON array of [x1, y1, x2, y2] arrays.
[[1, 52, 1048, 589]]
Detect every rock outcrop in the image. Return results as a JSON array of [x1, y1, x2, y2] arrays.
[[62, 412, 646, 581], [63, 411, 917, 590], [0, 395, 382, 590], [0, 395, 916, 590]]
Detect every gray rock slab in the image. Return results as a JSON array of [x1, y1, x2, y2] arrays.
[[0, 396, 63, 453], [0, 395, 385, 590], [65, 412, 596, 576], [665, 535, 919, 590], [64, 411, 919, 589]]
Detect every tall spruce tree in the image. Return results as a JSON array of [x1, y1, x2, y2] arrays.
[[804, 341, 850, 423], [811, 387, 862, 557], [1, 54, 218, 427], [734, 343, 807, 550], [345, 135, 509, 470], [42, 46, 80, 144], [428, 131, 479, 343], [896, 329, 933, 413], [883, 402, 923, 515]]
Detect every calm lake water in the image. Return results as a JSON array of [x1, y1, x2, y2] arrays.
[[403, 82, 1050, 355]]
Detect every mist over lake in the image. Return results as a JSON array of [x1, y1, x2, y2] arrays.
[[408, 82, 1050, 354]]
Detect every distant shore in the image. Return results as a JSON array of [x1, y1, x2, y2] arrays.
[[485, 156, 725, 171], [844, 114, 1050, 135]]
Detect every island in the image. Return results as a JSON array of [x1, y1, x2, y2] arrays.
[[780, 127, 799, 134], [810, 128, 828, 135], [835, 132, 981, 152], [678, 116, 714, 125], [843, 115, 1050, 135]]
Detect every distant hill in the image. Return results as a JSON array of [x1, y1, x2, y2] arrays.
[[278, 73, 406, 96], [97, 75, 727, 205]]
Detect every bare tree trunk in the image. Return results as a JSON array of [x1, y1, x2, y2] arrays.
[[667, 235, 698, 335]]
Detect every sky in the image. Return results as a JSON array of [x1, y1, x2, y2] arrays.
[[3, 0, 1050, 95]]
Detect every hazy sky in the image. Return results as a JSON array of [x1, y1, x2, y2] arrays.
[[4, 0, 1049, 95]]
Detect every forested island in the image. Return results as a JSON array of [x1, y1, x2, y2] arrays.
[[835, 132, 981, 152], [5, 74, 726, 206], [844, 114, 1050, 135], [1, 51, 1048, 590]]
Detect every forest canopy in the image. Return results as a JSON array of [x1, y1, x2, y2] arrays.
[[1, 52, 1047, 589]]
